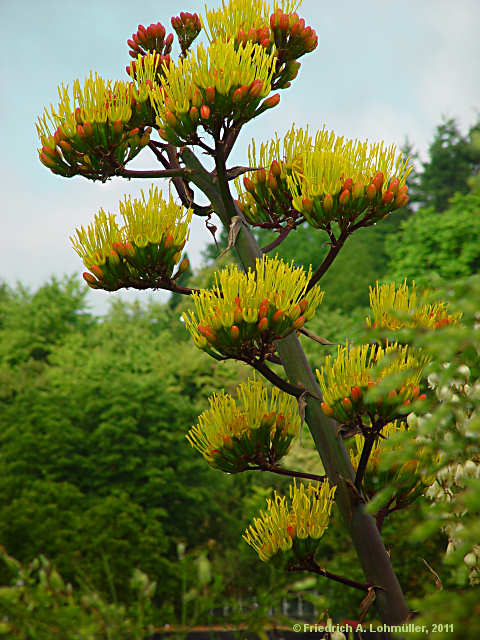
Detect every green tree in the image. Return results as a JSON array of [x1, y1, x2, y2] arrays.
[[418, 117, 480, 212], [386, 191, 480, 284]]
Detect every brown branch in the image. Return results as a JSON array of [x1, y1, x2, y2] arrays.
[[261, 226, 294, 253], [119, 167, 191, 179], [289, 558, 374, 592], [246, 464, 327, 483], [250, 360, 305, 398], [223, 125, 242, 160], [148, 141, 170, 167], [305, 228, 350, 292], [354, 434, 376, 491]]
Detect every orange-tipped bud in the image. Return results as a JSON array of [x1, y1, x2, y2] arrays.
[[352, 182, 364, 199], [389, 178, 400, 195], [382, 190, 394, 205], [388, 389, 397, 400], [366, 184, 377, 201], [279, 12, 289, 31], [256, 168, 267, 182], [189, 106, 199, 123], [272, 309, 284, 324], [232, 87, 243, 103], [342, 397, 353, 413], [287, 524, 295, 538], [59, 140, 73, 153], [83, 272, 98, 286], [83, 121, 94, 137], [298, 298, 308, 313], [351, 386, 362, 402], [343, 177, 353, 192], [230, 325, 240, 340], [302, 198, 313, 213], [270, 160, 281, 177], [109, 250, 120, 266], [395, 193, 409, 208], [411, 386, 420, 398], [75, 107, 82, 124], [323, 193, 333, 211], [321, 402, 334, 417], [76, 124, 85, 138], [205, 86, 215, 104], [177, 258, 190, 274], [113, 120, 123, 136], [261, 94, 280, 109], [124, 242, 135, 258], [258, 298, 269, 318], [267, 174, 278, 190], [339, 189, 350, 206], [233, 306, 243, 324], [249, 79, 264, 98], [165, 111, 178, 128], [257, 317, 269, 332], [292, 315, 305, 330], [372, 172, 384, 191], [90, 265, 104, 279], [243, 176, 255, 192], [164, 234, 174, 249], [200, 104, 210, 119], [417, 394, 427, 401]]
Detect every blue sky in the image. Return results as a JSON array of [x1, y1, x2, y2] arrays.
[[2, 0, 479, 315]]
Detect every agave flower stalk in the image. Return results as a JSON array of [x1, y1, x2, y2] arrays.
[[71, 187, 192, 291], [182, 255, 324, 362], [366, 280, 462, 331], [36, 73, 153, 180], [243, 480, 336, 562], [187, 377, 301, 472], [317, 342, 425, 426]]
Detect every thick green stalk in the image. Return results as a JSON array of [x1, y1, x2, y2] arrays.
[[181, 147, 409, 626]]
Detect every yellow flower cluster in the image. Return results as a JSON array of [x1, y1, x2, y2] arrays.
[[150, 38, 278, 143], [36, 72, 154, 179], [317, 342, 425, 424], [182, 255, 324, 359], [243, 480, 336, 561], [70, 187, 192, 290], [366, 281, 462, 330], [235, 125, 412, 230], [204, 0, 302, 42], [187, 377, 301, 472]]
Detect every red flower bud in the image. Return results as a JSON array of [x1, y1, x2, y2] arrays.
[[342, 397, 353, 413], [418, 394, 427, 401], [323, 194, 333, 211], [83, 272, 98, 285], [389, 178, 400, 195], [302, 198, 313, 212], [292, 315, 305, 330], [257, 317, 269, 332], [352, 182, 364, 199], [298, 298, 308, 313], [189, 106, 199, 123], [256, 168, 267, 182], [321, 402, 334, 417], [351, 386, 362, 402], [267, 174, 278, 190], [382, 190, 394, 204], [230, 325, 240, 340], [260, 94, 280, 109], [205, 86, 215, 104], [372, 172, 384, 191], [165, 111, 178, 128], [339, 189, 350, 206], [164, 234, 174, 249], [200, 104, 210, 119], [90, 265, 104, 280], [270, 160, 281, 177], [272, 310, 284, 323], [366, 184, 377, 201], [343, 177, 353, 191], [243, 176, 255, 192], [249, 79, 264, 98]]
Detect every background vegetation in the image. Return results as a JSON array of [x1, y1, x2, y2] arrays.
[[0, 115, 479, 636]]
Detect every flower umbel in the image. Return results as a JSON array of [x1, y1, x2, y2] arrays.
[[182, 255, 324, 361], [243, 480, 336, 562], [187, 377, 301, 472], [366, 280, 462, 331], [317, 342, 425, 424], [36, 73, 152, 180], [71, 186, 192, 291], [150, 38, 278, 143]]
